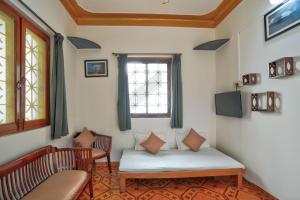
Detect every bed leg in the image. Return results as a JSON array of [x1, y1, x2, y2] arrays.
[[237, 174, 243, 188], [120, 176, 126, 192]]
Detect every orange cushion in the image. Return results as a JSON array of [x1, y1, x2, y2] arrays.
[[140, 132, 166, 154], [74, 127, 96, 148], [22, 170, 89, 200], [183, 128, 206, 152]]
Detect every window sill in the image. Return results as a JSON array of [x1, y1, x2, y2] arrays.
[[131, 114, 171, 118], [0, 122, 50, 137]]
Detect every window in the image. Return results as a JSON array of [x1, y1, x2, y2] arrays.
[[0, 2, 50, 136], [127, 57, 171, 118], [0, 9, 15, 126]]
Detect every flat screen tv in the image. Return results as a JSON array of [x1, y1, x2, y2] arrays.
[[215, 91, 243, 118]]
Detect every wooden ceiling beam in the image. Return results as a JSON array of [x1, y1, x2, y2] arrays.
[[60, 0, 241, 28]]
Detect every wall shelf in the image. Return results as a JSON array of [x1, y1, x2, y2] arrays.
[[67, 36, 101, 49], [269, 57, 294, 78], [251, 92, 280, 112], [193, 39, 230, 51], [242, 73, 258, 85]]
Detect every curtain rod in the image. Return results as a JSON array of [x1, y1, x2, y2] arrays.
[[17, 0, 57, 35], [112, 53, 182, 56]]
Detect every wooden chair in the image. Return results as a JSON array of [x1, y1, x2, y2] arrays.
[[74, 130, 112, 173]]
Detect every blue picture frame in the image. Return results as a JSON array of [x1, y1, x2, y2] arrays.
[[264, 0, 300, 41], [84, 59, 108, 77]]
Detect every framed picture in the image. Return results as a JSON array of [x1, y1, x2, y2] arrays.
[[264, 0, 300, 41], [84, 59, 108, 77]]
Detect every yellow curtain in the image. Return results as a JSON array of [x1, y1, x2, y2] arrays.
[[0, 10, 15, 124], [25, 29, 46, 121]]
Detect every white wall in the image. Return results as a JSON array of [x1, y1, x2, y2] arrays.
[[0, 0, 77, 164], [1, 0, 298, 199], [73, 26, 217, 161], [216, 1, 300, 199], [0, 1, 217, 164]]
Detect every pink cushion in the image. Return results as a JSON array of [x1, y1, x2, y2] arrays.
[[74, 127, 96, 148], [140, 132, 166, 154], [183, 128, 206, 152]]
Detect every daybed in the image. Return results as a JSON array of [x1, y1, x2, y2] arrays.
[[0, 146, 93, 200], [119, 147, 245, 192]]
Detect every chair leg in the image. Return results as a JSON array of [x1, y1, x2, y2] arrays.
[[93, 160, 96, 171], [107, 155, 112, 173], [89, 178, 94, 199]]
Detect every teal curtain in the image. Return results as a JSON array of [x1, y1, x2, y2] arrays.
[[117, 54, 131, 131], [171, 54, 183, 128], [51, 33, 69, 139]]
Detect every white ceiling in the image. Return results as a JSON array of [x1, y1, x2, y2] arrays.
[[76, 0, 222, 15]]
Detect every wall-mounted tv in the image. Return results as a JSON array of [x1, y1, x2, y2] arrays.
[[215, 91, 243, 118]]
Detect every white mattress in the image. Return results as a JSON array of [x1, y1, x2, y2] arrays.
[[119, 148, 245, 172]]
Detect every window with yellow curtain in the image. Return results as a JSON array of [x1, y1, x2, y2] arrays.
[[0, 10, 15, 125], [0, 1, 50, 136], [25, 29, 46, 121]]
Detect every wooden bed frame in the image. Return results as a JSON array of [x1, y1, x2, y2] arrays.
[[119, 168, 245, 192]]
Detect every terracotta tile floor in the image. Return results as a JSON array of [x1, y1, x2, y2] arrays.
[[79, 164, 277, 200]]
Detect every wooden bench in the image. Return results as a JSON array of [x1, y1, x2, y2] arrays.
[[0, 146, 93, 200]]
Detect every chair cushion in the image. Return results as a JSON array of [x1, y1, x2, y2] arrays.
[[92, 148, 106, 158], [140, 132, 166, 154], [183, 128, 206, 152], [22, 170, 89, 200], [74, 127, 96, 148]]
